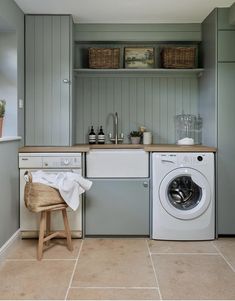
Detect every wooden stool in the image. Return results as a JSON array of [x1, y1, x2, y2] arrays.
[[24, 171, 73, 260], [37, 204, 73, 260]]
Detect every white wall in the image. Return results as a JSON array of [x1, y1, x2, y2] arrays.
[[0, 0, 24, 249], [0, 141, 19, 248], [0, 0, 24, 142]]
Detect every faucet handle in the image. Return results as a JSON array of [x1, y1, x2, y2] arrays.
[[109, 133, 115, 143], [117, 133, 124, 143]]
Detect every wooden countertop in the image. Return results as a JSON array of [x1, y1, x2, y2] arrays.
[[18, 145, 90, 153], [143, 144, 217, 152], [19, 144, 216, 153]]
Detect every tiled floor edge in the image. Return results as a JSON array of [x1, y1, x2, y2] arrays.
[[145, 239, 163, 300], [64, 239, 84, 300], [212, 241, 235, 273]]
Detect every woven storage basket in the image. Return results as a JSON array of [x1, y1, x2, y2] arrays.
[[89, 48, 120, 69], [161, 47, 196, 69], [24, 172, 66, 213]]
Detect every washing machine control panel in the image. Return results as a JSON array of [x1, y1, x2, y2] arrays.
[[176, 154, 207, 166], [158, 153, 209, 167]]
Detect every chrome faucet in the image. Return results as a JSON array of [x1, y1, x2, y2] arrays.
[[109, 112, 124, 144]]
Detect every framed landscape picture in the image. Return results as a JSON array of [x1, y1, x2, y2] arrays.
[[124, 47, 154, 69]]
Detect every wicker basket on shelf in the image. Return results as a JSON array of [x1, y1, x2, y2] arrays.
[[161, 47, 196, 69], [89, 48, 120, 69]]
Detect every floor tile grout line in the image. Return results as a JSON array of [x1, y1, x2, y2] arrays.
[[210, 240, 220, 253], [64, 239, 84, 301], [5, 259, 37, 261], [43, 258, 77, 261], [5, 258, 77, 261], [145, 239, 163, 300], [70, 286, 160, 289], [212, 241, 235, 273], [150, 252, 220, 255]]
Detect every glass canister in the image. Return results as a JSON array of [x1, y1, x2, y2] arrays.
[[175, 113, 196, 143]]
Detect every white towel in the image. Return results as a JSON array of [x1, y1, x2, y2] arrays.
[[28, 170, 92, 211]]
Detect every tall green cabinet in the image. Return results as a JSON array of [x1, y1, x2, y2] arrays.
[[201, 8, 235, 234], [25, 15, 74, 146]]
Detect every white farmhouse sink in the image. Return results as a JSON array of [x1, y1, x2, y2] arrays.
[[86, 149, 149, 178]]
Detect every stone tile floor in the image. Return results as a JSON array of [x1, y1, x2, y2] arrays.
[[0, 237, 235, 300]]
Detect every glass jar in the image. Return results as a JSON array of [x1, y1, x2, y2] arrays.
[[175, 113, 196, 143]]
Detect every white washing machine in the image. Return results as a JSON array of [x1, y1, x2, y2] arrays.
[[152, 152, 215, 240]]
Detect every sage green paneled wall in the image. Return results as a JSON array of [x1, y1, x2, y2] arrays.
[[199, 9, 217, 147], [74, 23, 201, 144], [75, 73, 199, 144], [25, 15, 72, 146], [74, 24, 201, 42]]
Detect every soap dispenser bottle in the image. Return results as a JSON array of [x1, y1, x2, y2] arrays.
[[88, 126, 96, 144], [98, 126, 105, 144]]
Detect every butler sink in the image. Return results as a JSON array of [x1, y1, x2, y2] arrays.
[[86, 149, 149, 178]]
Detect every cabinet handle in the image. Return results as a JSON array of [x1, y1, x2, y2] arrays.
[[143, 182, 148, 188], [63, 79, 71, 84]]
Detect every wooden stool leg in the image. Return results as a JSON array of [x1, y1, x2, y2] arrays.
[[46, 211, 51, 246], [62, 209, 73, 251], [38, 211, 47, 260]]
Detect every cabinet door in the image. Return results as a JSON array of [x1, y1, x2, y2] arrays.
[[25, 15, 72, 146], [218, 31, 235, 62], [85, 179, 150, 236], [218, 63, 235, 234]]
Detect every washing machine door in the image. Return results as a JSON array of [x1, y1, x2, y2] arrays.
[[159, 167, 211, 220]]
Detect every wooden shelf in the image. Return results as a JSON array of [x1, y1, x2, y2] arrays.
[[73, 68, 204, 77]]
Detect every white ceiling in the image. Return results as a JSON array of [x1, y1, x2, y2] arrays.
[[14, 0, 235, 24]]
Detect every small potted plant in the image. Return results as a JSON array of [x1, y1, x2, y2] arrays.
[[129, 131, 142, 144], [0, 99, 6, 138]]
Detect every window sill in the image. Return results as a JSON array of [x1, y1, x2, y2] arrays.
[[0, 136, 22, 143]]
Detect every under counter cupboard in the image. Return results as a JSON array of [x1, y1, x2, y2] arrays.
[[85, 149, 150, 236], [25, 15, 74, 146]]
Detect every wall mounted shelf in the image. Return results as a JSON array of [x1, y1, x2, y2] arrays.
[[73, 68, 204, 77]]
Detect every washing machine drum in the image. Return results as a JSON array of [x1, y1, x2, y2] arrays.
[[159, 168, 211, 220]]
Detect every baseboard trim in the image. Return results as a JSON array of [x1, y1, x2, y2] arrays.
[[0, 229, 21, 261]]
